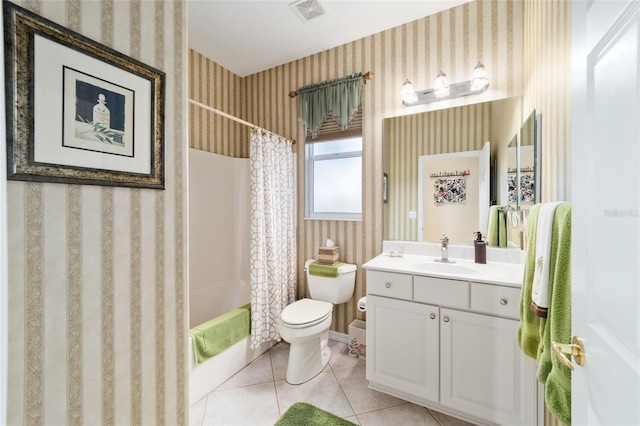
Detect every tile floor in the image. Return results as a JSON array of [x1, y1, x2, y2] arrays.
[[189, 340, 476, 426]]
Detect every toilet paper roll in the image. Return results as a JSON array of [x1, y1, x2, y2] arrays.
[[357, 296, 367, 312]]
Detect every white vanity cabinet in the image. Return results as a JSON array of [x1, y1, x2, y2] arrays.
[[365, 269, 536, 426]]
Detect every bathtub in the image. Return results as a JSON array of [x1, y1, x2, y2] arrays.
[[189, 280, 274, 406]]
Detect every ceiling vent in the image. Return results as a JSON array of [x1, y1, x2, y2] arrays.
[[289, 0, 329, 23]]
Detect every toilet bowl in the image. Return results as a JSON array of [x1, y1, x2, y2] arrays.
[[278, 259, 356, 384]]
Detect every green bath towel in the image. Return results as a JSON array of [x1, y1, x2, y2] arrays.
[[308, 261, 345, 278], [518, 203, 542, 359], [536, 203, 572, 425], [189, 303, 251, 365]]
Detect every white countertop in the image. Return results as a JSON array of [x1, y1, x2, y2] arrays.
[[363, 253, 525, 287]]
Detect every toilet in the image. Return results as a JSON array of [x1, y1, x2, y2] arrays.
[[278, 259, 357, 384]]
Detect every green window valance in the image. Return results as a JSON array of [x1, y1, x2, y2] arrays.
[[297, 73, 363, 139]]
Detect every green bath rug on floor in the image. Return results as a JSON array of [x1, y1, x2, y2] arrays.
[[274, 402, 356, 426]]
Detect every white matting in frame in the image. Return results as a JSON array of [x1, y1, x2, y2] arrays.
[[35, 34, 150, 174]]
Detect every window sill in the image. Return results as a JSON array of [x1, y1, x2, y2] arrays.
[[304, 216, 362, 222]]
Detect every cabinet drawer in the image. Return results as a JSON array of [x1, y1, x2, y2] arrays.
[[367, 271, 412, 300], [470, 283, 521, 319], [413, 276, 469, 309]]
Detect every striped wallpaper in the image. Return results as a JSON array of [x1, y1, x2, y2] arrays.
[[189, 49, 249, 157], [190, 0, 528, 335], [523, 0, 572, 203], [6, 1, 187, 425]]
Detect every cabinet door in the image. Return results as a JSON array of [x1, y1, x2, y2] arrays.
[[440, 309, 536, 426], [366, 295, 439, 404]]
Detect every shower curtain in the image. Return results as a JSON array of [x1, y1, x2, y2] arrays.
[[249, 129, 296, 349]]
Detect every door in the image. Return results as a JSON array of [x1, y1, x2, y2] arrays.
[[366, 295, 440, 404], [440, 309, 535, 426], [572, 1, 640, 424]]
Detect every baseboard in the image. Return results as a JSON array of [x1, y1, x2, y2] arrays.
[[329, 330, 349, 344]]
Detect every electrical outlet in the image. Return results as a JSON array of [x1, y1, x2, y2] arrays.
[[408, 211, 417, 219]]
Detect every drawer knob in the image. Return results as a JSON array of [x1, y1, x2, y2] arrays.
[[443, 316, 450, 323], [430, 313, 436, 320], [385, 282, 391, 288], [500, 298, 508, 305]]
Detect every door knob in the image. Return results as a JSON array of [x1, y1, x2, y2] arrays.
[[551, 336, 586, 371]]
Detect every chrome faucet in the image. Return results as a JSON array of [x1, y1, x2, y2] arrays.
[[435, 234, 455, 263]]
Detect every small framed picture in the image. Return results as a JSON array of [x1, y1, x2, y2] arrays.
[[4, 1, 165, 188]]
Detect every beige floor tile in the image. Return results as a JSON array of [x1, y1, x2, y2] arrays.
[[333, 363, 406, 415], [202, 382, 280, 426], [345, 414, 361, 425], [275, 371, 355, 418], [189, 395, 207, 426], [356, 403, 440, 426], [329, 340, 365, 371], [428, 408, 478, 426], [268, 341, 290, 381], [215, 351, 274, 390]]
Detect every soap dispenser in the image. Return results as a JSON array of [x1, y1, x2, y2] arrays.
[[474, 231, 487, 264]]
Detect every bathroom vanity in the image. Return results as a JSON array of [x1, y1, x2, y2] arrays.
[[363, 244, 537, 426]]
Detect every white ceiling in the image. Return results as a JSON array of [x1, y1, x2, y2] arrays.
[[188, 1, 471, 77]]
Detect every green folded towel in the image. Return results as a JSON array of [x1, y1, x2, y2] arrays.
[[189, 303, 251, 365], [308, 261, 345, 278], [498, 208, 507, 247], [487, 206, 508, 247], [537, 203, 572, 425], [518, 204, 542, 359]]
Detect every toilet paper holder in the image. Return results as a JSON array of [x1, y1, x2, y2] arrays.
[[357, 296, 367, 312]]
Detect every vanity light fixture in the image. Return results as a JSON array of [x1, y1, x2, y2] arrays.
[[402, 61, 490, 106]]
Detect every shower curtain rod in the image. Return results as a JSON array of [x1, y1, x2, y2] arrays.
[[188, 98, 296, 144]]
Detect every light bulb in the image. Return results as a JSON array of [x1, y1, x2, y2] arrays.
[[434, 70, 449, 98], [401, 79, 417, 104], [471, 62, 489, 91]]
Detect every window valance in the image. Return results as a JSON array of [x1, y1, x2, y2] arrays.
[[297, 73, 363, 139]]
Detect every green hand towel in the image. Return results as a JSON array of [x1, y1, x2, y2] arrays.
[[536, 203, 572, 425], [308, 261, 345, 278], [518, 204, 542, 359], [498, 209, 507, 247], [487, 206, 500, 246], [189, 303, 251, 365]]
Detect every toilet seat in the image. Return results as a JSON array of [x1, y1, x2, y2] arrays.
[[280, 299, 333, 329]]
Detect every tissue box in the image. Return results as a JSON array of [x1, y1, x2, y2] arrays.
[[348, 320, 366, 359], [318, 246, 339, 265]]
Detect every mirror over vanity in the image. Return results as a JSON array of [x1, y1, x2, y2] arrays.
[[383, 97, 540, 248]]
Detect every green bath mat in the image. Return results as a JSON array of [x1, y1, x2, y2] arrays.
[[274, 402, 356, 426]]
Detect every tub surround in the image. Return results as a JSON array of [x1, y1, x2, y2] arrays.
[[363, 243, 536, 425]]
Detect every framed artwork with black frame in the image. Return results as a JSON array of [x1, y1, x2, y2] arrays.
[[4, 1, 165, 189]]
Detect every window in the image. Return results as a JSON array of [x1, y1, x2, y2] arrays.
[[305, 136, 362, 220]]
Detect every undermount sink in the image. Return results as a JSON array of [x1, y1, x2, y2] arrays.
[[412, 261, 480, 275]]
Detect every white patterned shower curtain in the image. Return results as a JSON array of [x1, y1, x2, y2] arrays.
[[249, 129, 296, 349]]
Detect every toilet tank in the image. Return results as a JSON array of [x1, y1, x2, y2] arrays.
[[305, 259, 357, 304]]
